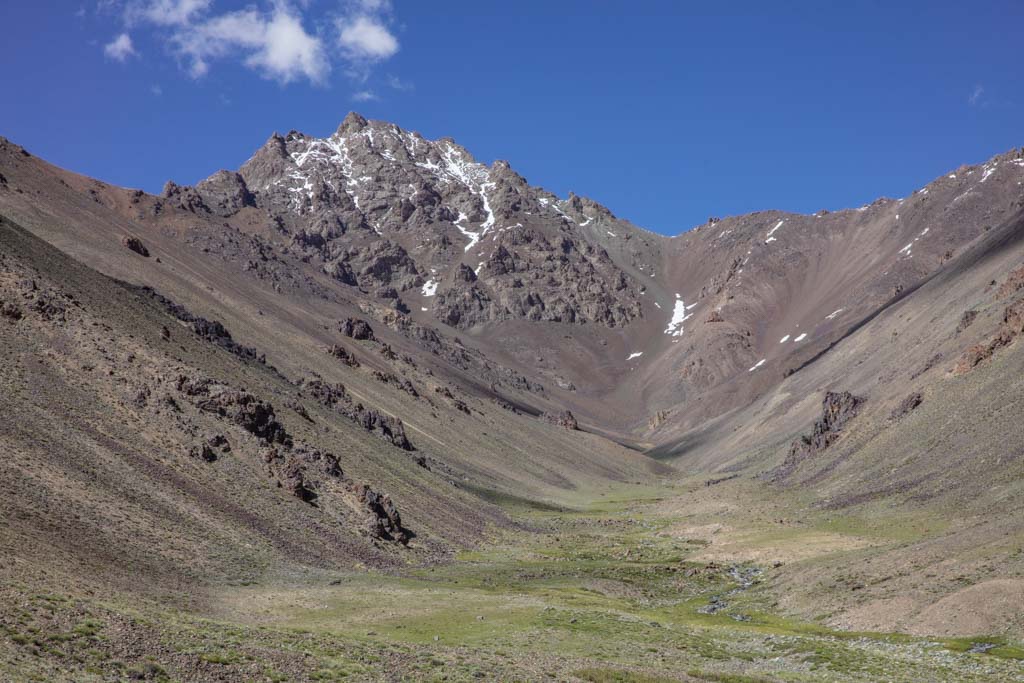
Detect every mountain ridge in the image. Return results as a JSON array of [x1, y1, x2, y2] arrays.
[[4, 119, 1024, 679]]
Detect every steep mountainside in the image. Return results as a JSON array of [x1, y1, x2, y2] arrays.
[[2, 117, 1024, 675]]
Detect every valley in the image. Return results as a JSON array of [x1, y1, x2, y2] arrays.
[[1, 116, 1023, 681], [4, 477, 1023, 682]]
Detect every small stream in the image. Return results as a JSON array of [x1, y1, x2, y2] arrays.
[[697, 564, 762, 621]]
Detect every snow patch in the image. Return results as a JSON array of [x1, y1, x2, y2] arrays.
[[664, 295, 693, 337], [779, 335, 790, 343], [793, 333, 807, 342], [421, 280, 438, 297], [825, 308, 843, 320], [627, 352, 644, 360], [748, 359, 766, 372]]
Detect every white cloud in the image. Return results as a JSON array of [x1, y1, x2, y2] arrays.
[[101, 0, 404, 88], [150, 84, 163, 95], [132, 0, 211, 26], [173, 5, 329, 84], [337, 14, 398, 61], [386, 74, 413, 91], [358, 0, 390, 10], [104, 33, 137, 61], [968, 84, 984, 107], [352, 90, 378, 101]]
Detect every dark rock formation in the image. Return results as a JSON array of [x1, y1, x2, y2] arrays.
[[781, 391, 865, 473], [541, 410, 579, 430], [354, 409, 413, 450], [955, 300, 1024, 374], [890, 393, 923, 420], [956, 309, 978, 334], [300, 377, 414, 450], [327, 344, 360, 367], [179, 377, 291, 445], [122, 235, 150, 257], [137, 286, 265, 363], [996, 264, 1024, 298], [0, 301, 22, 321], [354, 484, 409, 544], [338, 317, 376, 341], [372, 370, 419, 397]]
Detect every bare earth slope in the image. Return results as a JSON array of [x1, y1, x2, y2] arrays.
[[2, 119, 1024, 680]]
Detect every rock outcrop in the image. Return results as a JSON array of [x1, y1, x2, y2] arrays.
[[774, 391, 864, 479], [121, 235, 150, 257], [541, 410, 579, 430], [338, 317, 376, 341]]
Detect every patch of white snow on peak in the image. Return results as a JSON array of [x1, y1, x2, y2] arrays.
[[453, 211, 481, 252], [421, 280, 439, 297], [980, 163, 998, 183], [825, 308, 843, 320], [627, 352, 644, 360], [748, 359, 766, 372], [418, 143, 497, 251], [899, 242, 913, 256], [607, 230, 617, 237], [920, 227, 929, 236], [420, 307, 428, 312], [579, 216, 594, 227], [779, 335, 790, 343], [793, 333, 807, 342], [664, 295, 693, 337], [764, 219, 784, 244]]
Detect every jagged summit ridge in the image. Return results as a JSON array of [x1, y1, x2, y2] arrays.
[[178, 113, 650, 329]]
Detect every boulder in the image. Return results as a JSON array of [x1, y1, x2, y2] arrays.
[[122, 235, 150, 257], [541, 410, 579, 430], [338, 317, 376, 341]]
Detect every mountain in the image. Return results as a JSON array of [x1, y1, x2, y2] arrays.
[[2, 118, 1024, 681]]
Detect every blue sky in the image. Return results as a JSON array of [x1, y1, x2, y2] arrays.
[[1, 1, 1021, 235]]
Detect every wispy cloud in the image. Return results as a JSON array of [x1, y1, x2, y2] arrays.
[[337, 15, 398, 61], [334, 0, 399, 80], [104, 33, 137, 61], [100, 0, 404, 89], [352, 90, 378, 102], [386, 74, 413, 92], [968, 84, 985, 107], [150, 84, 163, 96], [129, 0, 212, 26], [173, 5, 330, 84]]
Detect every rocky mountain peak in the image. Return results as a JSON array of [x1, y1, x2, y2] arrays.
[[337, 111, 369, 135], [171, 115, 653, 330]]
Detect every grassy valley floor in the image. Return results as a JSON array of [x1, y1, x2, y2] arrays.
[[2, 479, 1023, 682]]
